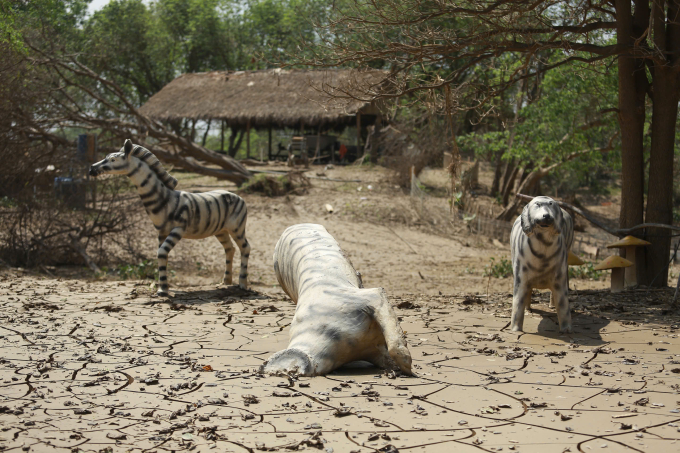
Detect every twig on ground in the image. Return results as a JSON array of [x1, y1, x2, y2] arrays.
[[68, 234, 100, 274], [248, 169, 362, 183], [385, 226, 418, 254]]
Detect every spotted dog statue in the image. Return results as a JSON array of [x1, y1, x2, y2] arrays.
[[261, 224, 413, 376], [510, 196, 574, 333]]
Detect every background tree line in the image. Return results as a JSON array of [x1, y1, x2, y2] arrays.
[[1, 0, 679, 287]]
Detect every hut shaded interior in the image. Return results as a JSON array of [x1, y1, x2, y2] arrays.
[[139, 69, 388, 162]]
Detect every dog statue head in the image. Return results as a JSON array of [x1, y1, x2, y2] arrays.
[[520, 196, 563, 236]]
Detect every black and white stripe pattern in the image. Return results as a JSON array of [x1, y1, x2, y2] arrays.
[[510, 196, 574, 333], [89, 139, 250, 296]]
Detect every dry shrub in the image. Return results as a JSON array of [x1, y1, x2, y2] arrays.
[[239, 172, 310, 197], [0, 175, 145, 268], [376, 113, 450, 187], [0, 45, 144, 269]]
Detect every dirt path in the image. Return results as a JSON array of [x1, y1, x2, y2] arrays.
[[135, 164, 613, 297]]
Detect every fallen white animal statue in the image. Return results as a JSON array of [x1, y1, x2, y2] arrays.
[[262, 224, 413, 376]]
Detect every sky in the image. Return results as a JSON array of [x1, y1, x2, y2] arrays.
[[87, 0, 152, 15], [87, 0, 111, 14]]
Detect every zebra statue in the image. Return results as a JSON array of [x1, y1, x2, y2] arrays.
[[89, 139, 251, 296]]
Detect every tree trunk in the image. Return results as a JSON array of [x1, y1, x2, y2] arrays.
[[501, 164, 519, 206], [227, 127, 245, 158], [615, 0, 649, 283], [497, 169, 546, 221], [501, 157, 516, 194], [643, 0, 680, 286], [490, 150, 503, 196], [145, 144, 250, 184], [201, 118, 212, 147], [189, 119, 197, 142]]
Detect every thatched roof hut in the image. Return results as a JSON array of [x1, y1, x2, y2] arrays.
[[139, 69, 388, 129]]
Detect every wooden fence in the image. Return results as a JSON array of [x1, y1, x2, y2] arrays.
[[459, 191, 618, 258]]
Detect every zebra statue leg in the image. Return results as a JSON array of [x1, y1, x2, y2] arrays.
[[223, 226, 250, 290], [234, 234, 250, 290], [215, 232, 236, 286], [157, 228, 183, 297]]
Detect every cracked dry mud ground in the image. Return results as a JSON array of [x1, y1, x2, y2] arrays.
[[0, 274, 679, 453]]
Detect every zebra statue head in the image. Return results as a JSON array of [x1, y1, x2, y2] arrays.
[[89, 139, 177, 189]]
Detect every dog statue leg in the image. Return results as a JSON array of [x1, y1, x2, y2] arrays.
[[511, 283, 531, 332], [553, 266, 572, 333]]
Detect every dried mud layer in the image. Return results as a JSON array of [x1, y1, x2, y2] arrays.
[[1, 272, 679, 453]]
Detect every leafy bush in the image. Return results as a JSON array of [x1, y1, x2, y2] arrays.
[[239, 172, 309, 197], [484, 257, 513, 278], [568, 262, 602, 280], [109, 260, 158, 280]]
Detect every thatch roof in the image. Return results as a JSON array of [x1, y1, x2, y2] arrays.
[[139, 69, 388, 129]]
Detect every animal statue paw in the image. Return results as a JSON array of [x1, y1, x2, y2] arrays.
[[559, 324, 573, 334], [389, 344, 413, 376]]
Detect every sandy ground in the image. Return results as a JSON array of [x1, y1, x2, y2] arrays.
[[109, 164, 624, 297], [0, 273, 679, 452], [2, 163, 680, 452]]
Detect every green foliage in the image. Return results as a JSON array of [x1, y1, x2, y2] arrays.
[[484, 257, 513, 278], [243, 0, 330, 65], [451, 191, 463, 208], [84, 0, 177, 102], [80, 0, 330, 103], [456, 54, 620, 196], [239, 173, 293, 196], [1, 0, 89, 52], [458, 131, 509, 162], [0, 196, 17, 208], [568, 262, 602, 280], [104, 260, 160, 280], [0, 0, 25, 51]]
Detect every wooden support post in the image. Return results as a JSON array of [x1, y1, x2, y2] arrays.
[[301, 121, 308, 168], [372, 114, 382, 163], [315, 126, 321, 159], [356, 112, 362, 151], [331, 139, 335, 165], [246, 119, 251, 159], [220, 120, 225, 153], [268, 127, 272, 161], [86, 135, 96, 162]]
